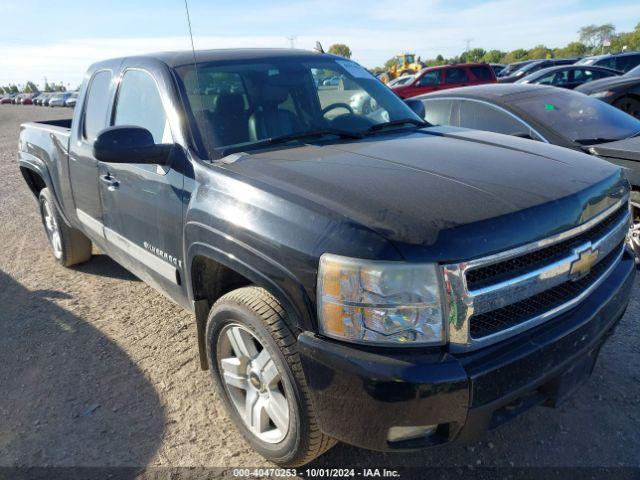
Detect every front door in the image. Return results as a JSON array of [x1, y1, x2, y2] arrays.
[[97, 67, 186, 300]]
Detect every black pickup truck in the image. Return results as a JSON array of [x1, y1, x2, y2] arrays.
[[18, 49, 634, 466]]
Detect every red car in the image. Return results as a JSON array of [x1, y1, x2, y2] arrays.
[[391, 63, 497, 98]]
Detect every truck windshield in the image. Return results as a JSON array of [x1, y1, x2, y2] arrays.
[[511, 89, 640, 144], [173, 57, 422, 158]]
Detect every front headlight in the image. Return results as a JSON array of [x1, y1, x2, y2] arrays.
[[317, 253, 445, 346], [590, 90, 615, 98]]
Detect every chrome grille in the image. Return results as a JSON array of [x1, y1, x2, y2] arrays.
[[466, 205, 628, 290], [469, 242, 623, 339], [443, 197, 629, 351]]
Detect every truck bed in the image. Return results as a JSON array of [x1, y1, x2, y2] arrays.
[[18, 119, 74, 220], [25, 118, 73, 131]]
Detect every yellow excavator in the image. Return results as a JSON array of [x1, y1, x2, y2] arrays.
[[379, 53, 425, 83]]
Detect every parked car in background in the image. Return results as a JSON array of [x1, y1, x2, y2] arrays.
[[499, 58, 579, 83], [416, 83, 640, 255], [40, 93, 56, 106], [391, 63, 496, 98], [0, 94, 17, 104], [516, 65, 621, 89], [322, 76, 341, 87], [497, 60, 535, 78], [387, 74, 415, 87], [49, 92, 72, 107], [576, 65, 640, 119], [576, 51, 640, 73], [31, 93, 45, 105], [65, 92, 78, 107], [21, 93, 38, 105], [489, 63, 506, 76]]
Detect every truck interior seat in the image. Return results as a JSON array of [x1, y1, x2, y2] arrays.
[[248, 84, 301, 141]]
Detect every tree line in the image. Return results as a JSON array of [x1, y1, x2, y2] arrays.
[[1, 81, 68, 95], [370, 21, 640, 73]]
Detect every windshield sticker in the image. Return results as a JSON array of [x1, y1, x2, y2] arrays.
[[544, 103, 556, 111], [336, 60, 372, 79]]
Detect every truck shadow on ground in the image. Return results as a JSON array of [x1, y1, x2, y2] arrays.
[[72, 254, 140, 282], [0, 270, 163, 473]]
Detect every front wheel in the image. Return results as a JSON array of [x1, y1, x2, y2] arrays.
[[206, 287, 336, 466]]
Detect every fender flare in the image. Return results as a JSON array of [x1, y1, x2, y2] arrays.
[[19, 154, 72, 227], [185, 230, 316, 369]]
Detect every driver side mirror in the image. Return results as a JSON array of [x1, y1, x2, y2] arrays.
[[404, 99, 426, 119], [93, 125, 172, 165]]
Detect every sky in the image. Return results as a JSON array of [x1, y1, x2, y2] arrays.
[[1, 0, 639, 88]]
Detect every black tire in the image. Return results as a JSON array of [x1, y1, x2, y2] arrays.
[[613, 96, 640, 119], [38, 188, 92, 267], [205, 286, 336, 466]]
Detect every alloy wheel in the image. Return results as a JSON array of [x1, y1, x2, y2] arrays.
[[41, 198, 63, 259], [217, 324, 290, 443]]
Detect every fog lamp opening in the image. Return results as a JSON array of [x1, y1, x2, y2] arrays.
[[387, 425, 437, 443]]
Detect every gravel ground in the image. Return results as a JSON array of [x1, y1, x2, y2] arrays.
[[0, 105, 638, 477]]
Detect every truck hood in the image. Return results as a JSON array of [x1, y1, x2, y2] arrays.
[[220, 127, 625, 262]]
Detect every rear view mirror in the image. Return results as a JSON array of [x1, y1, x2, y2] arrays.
[[404, 99, 426, 119], [93, 125, 172, 164]]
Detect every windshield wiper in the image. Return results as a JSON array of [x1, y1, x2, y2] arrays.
[[218, 128, 363, 157], [574, 137, 620, 145], [366, 118, 428, 133]]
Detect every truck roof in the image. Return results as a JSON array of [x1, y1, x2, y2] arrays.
[[94, 48, 327, 70]]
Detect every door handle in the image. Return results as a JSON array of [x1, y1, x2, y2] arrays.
[[100, 174, 119, 191]]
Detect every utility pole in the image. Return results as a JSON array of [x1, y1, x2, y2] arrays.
[[286, 36, 297, 49], [463, 38, 473, 52]]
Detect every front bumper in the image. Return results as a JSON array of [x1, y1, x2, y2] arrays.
[[298, 250, 635, 452]]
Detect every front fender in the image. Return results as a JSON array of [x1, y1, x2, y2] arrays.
[[184, 221, 315, 332]]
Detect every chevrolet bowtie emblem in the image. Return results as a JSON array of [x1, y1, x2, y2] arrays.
[[569, 244, 599, 280]]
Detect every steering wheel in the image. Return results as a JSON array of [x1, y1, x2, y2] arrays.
[[322, 102, 354, 116]]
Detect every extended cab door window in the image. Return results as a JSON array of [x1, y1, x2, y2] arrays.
[[113, 70, 172, 144], [69, 69, 112, 234], [83, 71, 112, 141]]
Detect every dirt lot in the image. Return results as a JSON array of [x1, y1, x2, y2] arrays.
[[0, 105, 639, 476]]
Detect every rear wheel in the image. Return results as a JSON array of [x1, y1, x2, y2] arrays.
[[39, 188, 92, 267], [206, 286, 336, 466], [613, 96, 640, 119]]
